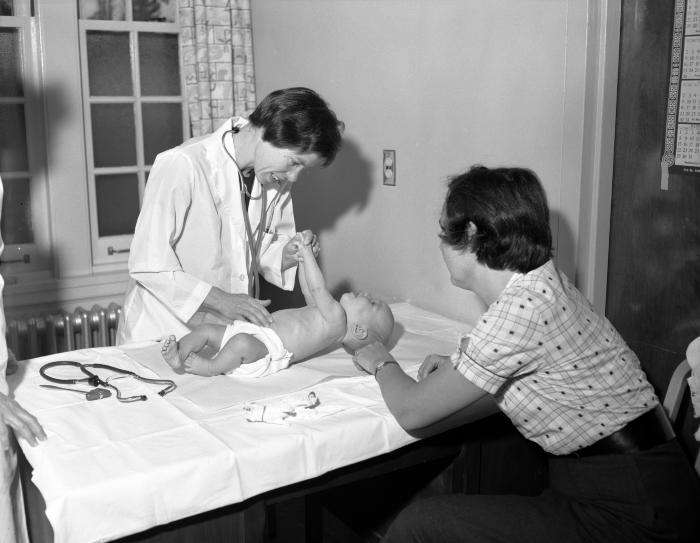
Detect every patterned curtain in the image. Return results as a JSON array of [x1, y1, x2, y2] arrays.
[[178, 0, 257, 137]]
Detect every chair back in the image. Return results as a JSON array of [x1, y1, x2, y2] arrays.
[[663, 336, 700, 476]]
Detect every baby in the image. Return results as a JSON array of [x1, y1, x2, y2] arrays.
[[161, 240, 395, 377]]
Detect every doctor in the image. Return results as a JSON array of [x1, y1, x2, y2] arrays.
[[117, 87, 343, 344]]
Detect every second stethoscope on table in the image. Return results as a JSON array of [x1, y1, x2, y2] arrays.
[[221, 125, 287, 300]]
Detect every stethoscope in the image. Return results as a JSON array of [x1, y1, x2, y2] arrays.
[[221, 123, 286, 299], [39, 361, 177, 403]]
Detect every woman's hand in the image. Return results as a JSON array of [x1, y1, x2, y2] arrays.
[[282, 234, 305, 270], [353, 341, 394, 375], [204, 288, 272, 326], [224, 294, 272, 325], [418, 354, 451, 381], [0, 393, 46, 450]]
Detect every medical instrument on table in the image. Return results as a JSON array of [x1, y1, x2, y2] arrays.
[[221, 125, 286, 299], [39, 361, 176, 403], [40, 384, 112, 401]]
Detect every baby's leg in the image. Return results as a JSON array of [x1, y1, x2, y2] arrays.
[[161, 335, 183, 372], [184, 333, 268, 376], [161, 327, 214, 373]]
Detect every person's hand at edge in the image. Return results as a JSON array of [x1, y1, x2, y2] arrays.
[[0, 393, 46, 450]]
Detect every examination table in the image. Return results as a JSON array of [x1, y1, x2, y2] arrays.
[[9, 303, 498, 543]]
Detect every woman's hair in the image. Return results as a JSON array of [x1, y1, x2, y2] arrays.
[[439, 165, 552, 273], [248, 87, 343, 166]]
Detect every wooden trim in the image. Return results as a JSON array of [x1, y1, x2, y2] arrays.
[[575, 0, 621, 313]]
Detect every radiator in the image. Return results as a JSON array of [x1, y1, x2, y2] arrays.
[[6, 303, 122, 360]]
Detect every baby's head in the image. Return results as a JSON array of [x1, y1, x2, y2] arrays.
[[339, 292, 395, 353]]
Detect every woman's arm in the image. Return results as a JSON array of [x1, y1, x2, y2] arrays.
[[129, 153, 272, 327], [128, 152, 211, 320], [354, 342, 487, 433]]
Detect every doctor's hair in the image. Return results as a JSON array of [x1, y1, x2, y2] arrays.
[[439, 165, 553, 273], [249, 87, 344, 166]]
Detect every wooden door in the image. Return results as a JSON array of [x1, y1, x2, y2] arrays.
[[607, 0, 700, 393]]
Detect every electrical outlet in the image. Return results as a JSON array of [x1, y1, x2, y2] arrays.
[[383, 150, 396, 186]]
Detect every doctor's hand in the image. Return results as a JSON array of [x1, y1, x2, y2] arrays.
[[204, 287, 273, 326], [0, 393, 46, 450], [418, 354, 451, 381], [282, 235, 305, 270]]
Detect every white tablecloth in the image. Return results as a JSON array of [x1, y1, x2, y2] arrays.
[[9, 303, 496, 543]]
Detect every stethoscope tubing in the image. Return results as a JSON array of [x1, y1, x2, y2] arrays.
[[39, 361, 176, 402], [222, 126, 286, 299]]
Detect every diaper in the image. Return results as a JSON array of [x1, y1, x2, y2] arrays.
[[221, 321, 293, 378]]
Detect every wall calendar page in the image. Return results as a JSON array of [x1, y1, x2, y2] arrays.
[[662, 0, 700, 187]]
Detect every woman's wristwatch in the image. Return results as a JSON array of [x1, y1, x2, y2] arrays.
[[373, 360, 399, 377]]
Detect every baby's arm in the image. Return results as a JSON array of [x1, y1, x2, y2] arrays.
[[297, 243, 339, 321]]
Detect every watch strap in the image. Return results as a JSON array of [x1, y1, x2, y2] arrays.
[[374, 360, 399, 377]]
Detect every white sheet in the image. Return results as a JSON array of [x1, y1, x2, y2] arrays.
[[8, 303, 497, 543]]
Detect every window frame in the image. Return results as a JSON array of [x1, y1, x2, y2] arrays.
[[0, 11, 52, 284], [1, 0, 189, 316], [79, 17, 187, 267]]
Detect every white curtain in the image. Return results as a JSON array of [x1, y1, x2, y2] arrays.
[[178, 0, 257, 137]]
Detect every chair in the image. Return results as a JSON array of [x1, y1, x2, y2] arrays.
[[662, 336, 700, 476]]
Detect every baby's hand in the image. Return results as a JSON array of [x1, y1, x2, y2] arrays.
[[297, 229, 320, 257]]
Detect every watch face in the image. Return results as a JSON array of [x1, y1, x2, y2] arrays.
[[375, 360, 398, 376]]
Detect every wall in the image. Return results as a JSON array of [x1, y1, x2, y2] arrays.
[[252, 0, 608, 324]]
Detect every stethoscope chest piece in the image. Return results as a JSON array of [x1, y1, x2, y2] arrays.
[[86, 388, 112, 400], [39, 384, 112, 401]]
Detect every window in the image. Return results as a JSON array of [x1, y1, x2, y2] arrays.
[[0, 2, 51, 282], [0, 0, 187, 309], [79, 0, 185, 264]]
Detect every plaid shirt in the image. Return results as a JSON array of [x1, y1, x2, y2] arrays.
[[455, 260, 658, 455]]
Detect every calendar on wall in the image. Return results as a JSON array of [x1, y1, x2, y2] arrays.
[[662, 0, 700, 188]]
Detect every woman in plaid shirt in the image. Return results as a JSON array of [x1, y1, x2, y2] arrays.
[[354, 165, 700, 543]]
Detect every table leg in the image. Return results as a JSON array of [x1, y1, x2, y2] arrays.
[[304, 494, 323, 543], [232, 499, 267, 543]]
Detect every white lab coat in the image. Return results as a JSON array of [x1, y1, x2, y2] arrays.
[[117, 119, 297, 344], [0, 177, 29, 543], [0, 181, 6, 395]]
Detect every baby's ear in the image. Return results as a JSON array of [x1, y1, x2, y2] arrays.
[[352, 323, 368, 340]]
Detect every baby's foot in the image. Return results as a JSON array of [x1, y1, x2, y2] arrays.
[[161, 335, 183, 372]]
